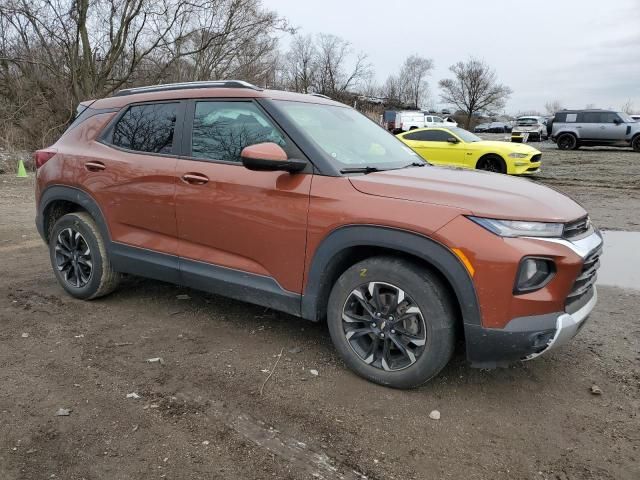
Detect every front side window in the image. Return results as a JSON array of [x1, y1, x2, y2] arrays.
[[191, 101, 287, 162], [273, 101, 420, 169], [112, 103, 177, 154]]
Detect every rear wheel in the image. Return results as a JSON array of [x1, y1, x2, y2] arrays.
[[49, 212, 120, 300], [327, 257, 456, 389], [476, 154, 506, 174], [557, 133, 578, 150]]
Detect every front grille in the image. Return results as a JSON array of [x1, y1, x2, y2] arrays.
[[565, 246, 601, 313], [531, 154, 542, 163], [563, 216, 590, 239]]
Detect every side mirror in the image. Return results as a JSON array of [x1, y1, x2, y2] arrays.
[[447, 137, 459, 144], [613, 118, 622, 125], [241, 142, 307, 173]]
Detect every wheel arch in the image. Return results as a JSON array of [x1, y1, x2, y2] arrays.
[[38, 185, 110, 244], [301, 225, 481, 330]]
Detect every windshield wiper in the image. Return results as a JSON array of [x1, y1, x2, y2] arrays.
[[340, 166, 383, 174], [400, 162, 426, 168]]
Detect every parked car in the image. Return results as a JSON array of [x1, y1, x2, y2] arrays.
[[551, 109, 640, 151], [35, 80, 602, 388], [487, 122, 508, 133], [474, 123, 490, 133], [630, 114, 640, 122], [397, 126, 541, 175], [511, 116, 547, 142], [424, 114, 457, 128]]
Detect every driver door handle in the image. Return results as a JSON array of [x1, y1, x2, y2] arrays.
[[84, 161, 105, 172], [182, 173, 209, 185]]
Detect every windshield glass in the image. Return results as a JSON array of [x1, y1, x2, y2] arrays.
[[274, 101, 421, 169], [449, 127, 481, 142], [618, 112, 634, 123], [517, 117, 539, 125]]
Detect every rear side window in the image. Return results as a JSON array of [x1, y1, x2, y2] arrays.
[[578, 112, 602, 123], [111, 103, 178, 154], [404, 130, 451, 141], [190, 101, 288, 162]]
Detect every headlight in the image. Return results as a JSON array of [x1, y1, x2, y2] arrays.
[[508, 152, 529, 158], [468, 216, 564, 237]]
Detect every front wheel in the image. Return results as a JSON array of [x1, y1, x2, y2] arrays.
[[632, 136, 640, 152], [476, 154, 506, 174], [327, 257, 456, 389], [49, 212, 120, 300]]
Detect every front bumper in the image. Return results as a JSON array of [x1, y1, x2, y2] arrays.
[[464, 230, 603, 368], [466, 287, 596, 368]]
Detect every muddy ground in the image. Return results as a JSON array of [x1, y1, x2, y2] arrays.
[[0, 144, 639, 479]]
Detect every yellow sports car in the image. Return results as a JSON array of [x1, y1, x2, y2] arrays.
[[397, 127, 541, 175]]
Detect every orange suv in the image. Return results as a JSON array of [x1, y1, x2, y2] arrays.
[[35, 81, 603, 388]]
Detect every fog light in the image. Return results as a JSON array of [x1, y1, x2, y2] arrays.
[[514, 257, 555, 293]]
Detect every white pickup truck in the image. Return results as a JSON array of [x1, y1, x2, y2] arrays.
[[424, 114, 458, 128]]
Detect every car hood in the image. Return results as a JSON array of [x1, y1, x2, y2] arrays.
[[474, 141, 540, 154], [349, 166, 585, 222]]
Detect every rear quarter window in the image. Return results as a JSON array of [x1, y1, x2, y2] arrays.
[[109, 103, 178, 154]]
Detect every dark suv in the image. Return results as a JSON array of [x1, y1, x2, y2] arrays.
[[35, 81, 602, 388], [551, 109, 640, 151]]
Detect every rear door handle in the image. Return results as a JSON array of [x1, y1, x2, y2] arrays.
[[84, 161, 105, 172], [182, 173, 209, 185]]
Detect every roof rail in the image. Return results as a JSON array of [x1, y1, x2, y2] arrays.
[[113, 80, 263, 97], [309, 93, 331, 99]]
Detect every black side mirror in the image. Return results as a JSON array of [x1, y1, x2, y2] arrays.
[[447, 137, 459, 144], [613, 118, 622, 125]]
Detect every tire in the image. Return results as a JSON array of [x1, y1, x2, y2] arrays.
[[557, 133, 578, 150], [326, 257, 456, 389], [49, 212, 120, 300], [476, 154, 506, 174], [632, 135, 640, 153]]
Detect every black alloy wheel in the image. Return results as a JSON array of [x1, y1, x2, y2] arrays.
[[557, 133, 577, 150], [341, 281, 426, 371], [54, 227, 93, 288]]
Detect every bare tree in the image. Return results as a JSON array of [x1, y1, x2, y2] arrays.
[[439, 58, 512, 129], [0, 0, 288, 148], [283, 34, 317, 93], [398, 55, 433, 109], [545, 100, 564, 116], [621, 99, 635, 114], [314, 33, 372, 100]]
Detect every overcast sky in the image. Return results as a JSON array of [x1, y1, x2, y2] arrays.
[[267, 0, 640, 114]]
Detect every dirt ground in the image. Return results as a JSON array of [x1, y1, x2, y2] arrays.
[[0, 145, 639, 479]]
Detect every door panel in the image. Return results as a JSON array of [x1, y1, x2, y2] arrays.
[[411, 141, 466, 166], [79, 100, 181, 256], [81, 145, 179, 254], [175, 162, 311, 293]]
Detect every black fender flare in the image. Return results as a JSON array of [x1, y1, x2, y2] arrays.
[[301, 225, 482, 327], [37, 185, 111, 244]]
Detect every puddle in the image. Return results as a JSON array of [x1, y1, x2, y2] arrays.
[[597, 230, 640, 290]]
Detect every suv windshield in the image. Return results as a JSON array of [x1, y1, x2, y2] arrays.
[[517, 118, 539, 125], [273, 101, 421, 170]]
